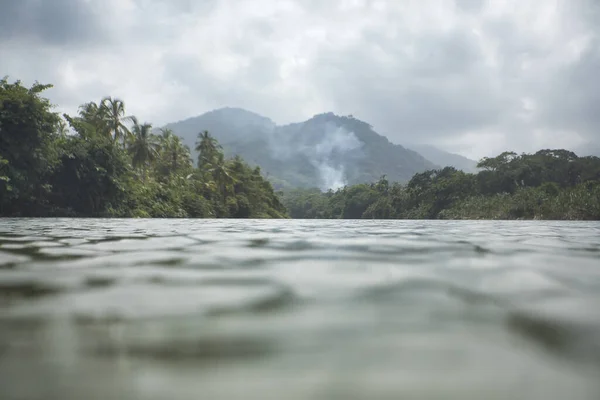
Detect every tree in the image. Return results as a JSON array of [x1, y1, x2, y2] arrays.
[[0, 77, 60, 215], [100, 96, 132, 145], [0, 76, 290, 219], [155, 128, 192, 180], [48, 135, 131, 216], [195, 130, 222, 168], [128, 117, 159, 181], [476, 151, 518, 171], [63, 101, 107, 140], [209, 152, 237, 208]]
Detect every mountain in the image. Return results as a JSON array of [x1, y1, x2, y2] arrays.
[[164, 109, 437, 190], [164, 107, 276, 145], [407, 144, 479, 173]]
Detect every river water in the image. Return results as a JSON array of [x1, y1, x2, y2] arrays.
[[1, 219, 599, 400]]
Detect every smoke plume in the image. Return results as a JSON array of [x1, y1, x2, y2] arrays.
[[308, 125, 362, 190], [267, 121, 363, 190]]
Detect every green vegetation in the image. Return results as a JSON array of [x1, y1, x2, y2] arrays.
[[3, 77, 598, 221], [0, 78, 286, 218], [281, 150, 600, 220]]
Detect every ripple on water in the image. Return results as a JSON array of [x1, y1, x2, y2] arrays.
[[36, 246, 107, 259], [477, 269, 568, 299], [0, 251, 31, 268], [84, 275, 118, 288], [75, 236, 199, 252], [2, 280, 296, 322], [1, 219, 600, 399], [506, 297, 600, 365], [52, 251, 196, 270], [0, 279, 64, 303], [90, 332, 277, 363]]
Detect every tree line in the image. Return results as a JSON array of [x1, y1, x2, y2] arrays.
[[281, 150, 600, 220], [0, 78, 287, 218], [3, 77, 599, 220]]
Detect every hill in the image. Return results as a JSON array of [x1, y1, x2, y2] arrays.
[[164, 109, 437, 190], [407, 144, 479, 173]]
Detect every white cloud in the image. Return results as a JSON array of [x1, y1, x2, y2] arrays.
[[1, 0, 599, 159]]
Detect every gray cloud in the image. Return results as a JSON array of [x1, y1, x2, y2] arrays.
[[541, 40, 600, 135], [454, 0, 485, 13], [0, 0, 599, 159], [0, 0, 108, 46], [309, 25, 504, 141]]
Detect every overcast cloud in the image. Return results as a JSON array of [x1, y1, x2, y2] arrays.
[[1, 0, 599, 159]]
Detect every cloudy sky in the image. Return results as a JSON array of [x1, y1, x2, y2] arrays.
[[1, 0, 599, 159]]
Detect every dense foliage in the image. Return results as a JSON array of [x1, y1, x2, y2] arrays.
[[0, 78, 287, 218], [3, 78, 598, 221], [281, 150, 600, 220]]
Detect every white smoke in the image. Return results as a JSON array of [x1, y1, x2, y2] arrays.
[[266, 122, 362, 191], [309, 126, 362, 190], [311, 162, 348, 191]]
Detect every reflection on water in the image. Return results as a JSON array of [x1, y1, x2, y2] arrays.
[[1, 218, 600, 399]]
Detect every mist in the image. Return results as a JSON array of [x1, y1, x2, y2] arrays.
[[266, 122, 363, 190], [309, 125, 362, 190]]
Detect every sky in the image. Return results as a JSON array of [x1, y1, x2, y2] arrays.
[[1, 0, 599, 160]]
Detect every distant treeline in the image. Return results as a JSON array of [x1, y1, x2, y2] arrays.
[[281, 150, 600, 220], [0, 78, 286, 218]]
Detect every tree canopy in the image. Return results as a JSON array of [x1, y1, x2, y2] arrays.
[[0, 77, 287, 218], [281, 151, 600, 220]]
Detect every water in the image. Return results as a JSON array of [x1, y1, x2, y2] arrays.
[[1, 219, 600, 400]]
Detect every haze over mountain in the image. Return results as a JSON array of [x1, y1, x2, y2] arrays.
[[164, 108, 438, 190], [407, 144, 479, 173]]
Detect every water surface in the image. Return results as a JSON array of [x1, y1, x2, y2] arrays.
[[1, 219, 600, 399]]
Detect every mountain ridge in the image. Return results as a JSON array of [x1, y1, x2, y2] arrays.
[[164, 108, 449, 189], [407, 143, 479, 173]]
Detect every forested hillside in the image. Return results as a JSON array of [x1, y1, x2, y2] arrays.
[[0, 78, 286, 218], [165, 110, 436, 189], [281, 150, 600, 220]]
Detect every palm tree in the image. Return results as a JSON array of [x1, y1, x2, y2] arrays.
[[100, 97, 132, 145], [79, 101, 100, 121], [157, 128, 191, 177], [79, 101, 109, 136], [128, 117, 159, 181], [65, 102, 108, 139], [195, 130, 222, 168], [209, 153, 237, 206], [159, 128, 176, 173], [159, 128, 174, 142]]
